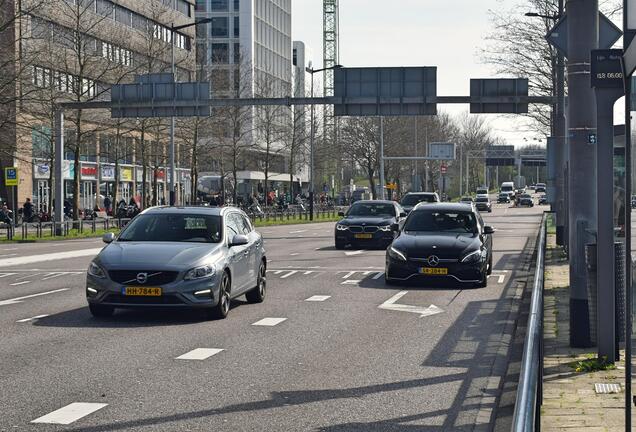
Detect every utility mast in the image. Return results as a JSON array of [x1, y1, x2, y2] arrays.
[[323, 0, 340, 192]]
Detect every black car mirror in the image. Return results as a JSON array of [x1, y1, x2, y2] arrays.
[[338, 211, 345, 217], [399, 212, 407, 218], [230, 234, 249, 247], [483, 226, 495, 235], [103, 232, 116, 244], [391, 223, 400, 232]]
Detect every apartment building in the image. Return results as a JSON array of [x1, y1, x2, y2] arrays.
[[195, 0, 305, 199], [0, 0, 196, 213]]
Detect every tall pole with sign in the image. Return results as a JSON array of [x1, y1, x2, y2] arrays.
[[567, 0, 599, 348], [591, 49, 625, 361]]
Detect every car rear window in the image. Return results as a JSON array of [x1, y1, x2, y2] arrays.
[[400, 194, 437, 206], [476, 197, 489, 203], [118, 214, 223, 243]]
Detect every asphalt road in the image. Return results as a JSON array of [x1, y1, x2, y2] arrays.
[[0, 201, 544, 431]]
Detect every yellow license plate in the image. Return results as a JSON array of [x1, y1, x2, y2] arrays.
[[354, 233, 373, 239], [124, 287, 162, 296], [420, 268, 448, 275]]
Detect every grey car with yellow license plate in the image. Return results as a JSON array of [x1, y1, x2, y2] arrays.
[[86, 206, 266, 320], [385, 203, 494, 287]]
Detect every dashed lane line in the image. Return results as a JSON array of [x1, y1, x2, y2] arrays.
[[0, 288, 69, 306], [9, 281, 30, 286], [342, 271, 357, 279], [280, 270, 298, 279], [372, 272, 384, 280], [31, 403, 108, 425], [176, 348, 224, 360], [16, 314, 49, 323], [252, 317, 287, 326], [341, 280, 361, 285], [0, 273, 17, 278], [305, 295, 331, 302]]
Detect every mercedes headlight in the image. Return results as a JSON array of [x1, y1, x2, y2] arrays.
[[388, 246, 407, 262], [88, 261, 106, 279], [461, 249, 486, 263], [336, 224, 348, 231], [378, 225, 392, 232], [184, 264, 217, 280]]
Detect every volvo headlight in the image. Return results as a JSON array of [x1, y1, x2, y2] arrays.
[[378, 225, 392, 232], [336, 224, 348, 231], [184, 264, 217, 280], [461, 249, 486, 263], [88, 261, 106, 279], [388, 246, 407, 261]]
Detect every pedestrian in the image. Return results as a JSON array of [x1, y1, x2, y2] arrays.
[[103, 195, 111, 215], [23, 197, 34, 222], [0, 205, 12, 224]]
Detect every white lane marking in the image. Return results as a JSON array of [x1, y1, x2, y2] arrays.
[[0, 248, 103, 268], [345, 250, 365, 256], [1, 248, 18, 251], [16, 314, 49, 323], [378, 291, 444, 318], [303, 271, 314, 275], [252, 317, 287, 326], [0, 273, 17, 278], [289, 253, 299, 256], [10, 281, 30, 286], [176, 348, 224, 360], [31, 402, 108, 425], [15, 273, 39, 281], [342, 271, 357, 279], [305, 295, 331, 302], [289, 230, 307, 234], [41, 272, 66, 281], [0, 253, 18, 258], [280, 270, 298, 279], [373, 272, 384, 280], [341, 280, 361, 285], [0, 288, 69, 306]]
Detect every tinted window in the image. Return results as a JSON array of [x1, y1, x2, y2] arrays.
[[404, 210, 477, 234], [118, 214, 222, 243], [476, 197, 489, 203], [347, 203, 396, 217], [401, 194, 436, 206]]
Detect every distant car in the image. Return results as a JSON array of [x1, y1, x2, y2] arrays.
[[497, 193, 511, 204], [460, 197, 473, 204], [632, 195, 636, 209], [335, 200, 405, 250], [86, 206, 267, 320], [538, 195, 548, 205], [400, 192, 440, 214], [500, 181, 515, 197], [475, 197, 492, 213], [535, 183, 546, 193], [475, 188, 489, 199], [385, 203, 494, 288], [518, 194, 534, 207]]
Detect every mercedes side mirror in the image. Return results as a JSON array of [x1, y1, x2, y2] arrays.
[[103, 232, 116, 244], [484, 226, 495, 235], [338, 211, 345, 217], [229, 234, 249, 247]]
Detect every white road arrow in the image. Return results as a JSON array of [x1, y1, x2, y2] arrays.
[[378, 291, 444, 318]]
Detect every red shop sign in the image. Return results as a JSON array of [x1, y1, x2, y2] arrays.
[[81, 166, 97, 177]]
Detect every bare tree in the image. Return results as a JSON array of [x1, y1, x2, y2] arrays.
[[340, 117, 381, 199]]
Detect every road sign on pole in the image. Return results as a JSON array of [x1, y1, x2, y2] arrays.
[[334, 67, 437, 116], [470, 79, 529, 114], [428, 142, 456, 160], [546, 13, 622, 58], [4, 167, 18, 186]]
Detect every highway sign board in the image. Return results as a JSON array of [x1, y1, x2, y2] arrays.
[[470, 79, 528, 114], [334, 67, 437, 116], [428, 142, 456, 160], [547, 13, 622, 58], [591, 49, 624, 89], [4, 167, 18, 186]]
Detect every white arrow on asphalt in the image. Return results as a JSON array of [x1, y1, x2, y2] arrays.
[[378, 291, 444, 318], [0, 289, 69, 306]]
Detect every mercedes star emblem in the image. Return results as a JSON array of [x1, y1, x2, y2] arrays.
[[427, 255, 440, 267]]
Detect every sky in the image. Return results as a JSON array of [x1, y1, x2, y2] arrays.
[[291, 0, 543, 147]]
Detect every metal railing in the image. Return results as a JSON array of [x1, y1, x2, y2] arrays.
[[512, 212, 548, 431]]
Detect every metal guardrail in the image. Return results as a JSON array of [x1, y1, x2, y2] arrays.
[[512, 212, 548, 432]]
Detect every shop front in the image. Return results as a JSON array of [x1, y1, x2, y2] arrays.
[[80, 162, 98, 211], [33, 161, 51, 213], [119, 166, 134, 204]]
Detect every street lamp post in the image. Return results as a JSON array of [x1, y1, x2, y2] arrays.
[[305, 64, 342, 221], [170, 18, 213, 206]]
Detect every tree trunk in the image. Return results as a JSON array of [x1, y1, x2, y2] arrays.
[[368, 163, 376, 200]]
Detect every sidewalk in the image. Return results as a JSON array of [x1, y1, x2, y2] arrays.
[[541, 233, 631, 431]]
